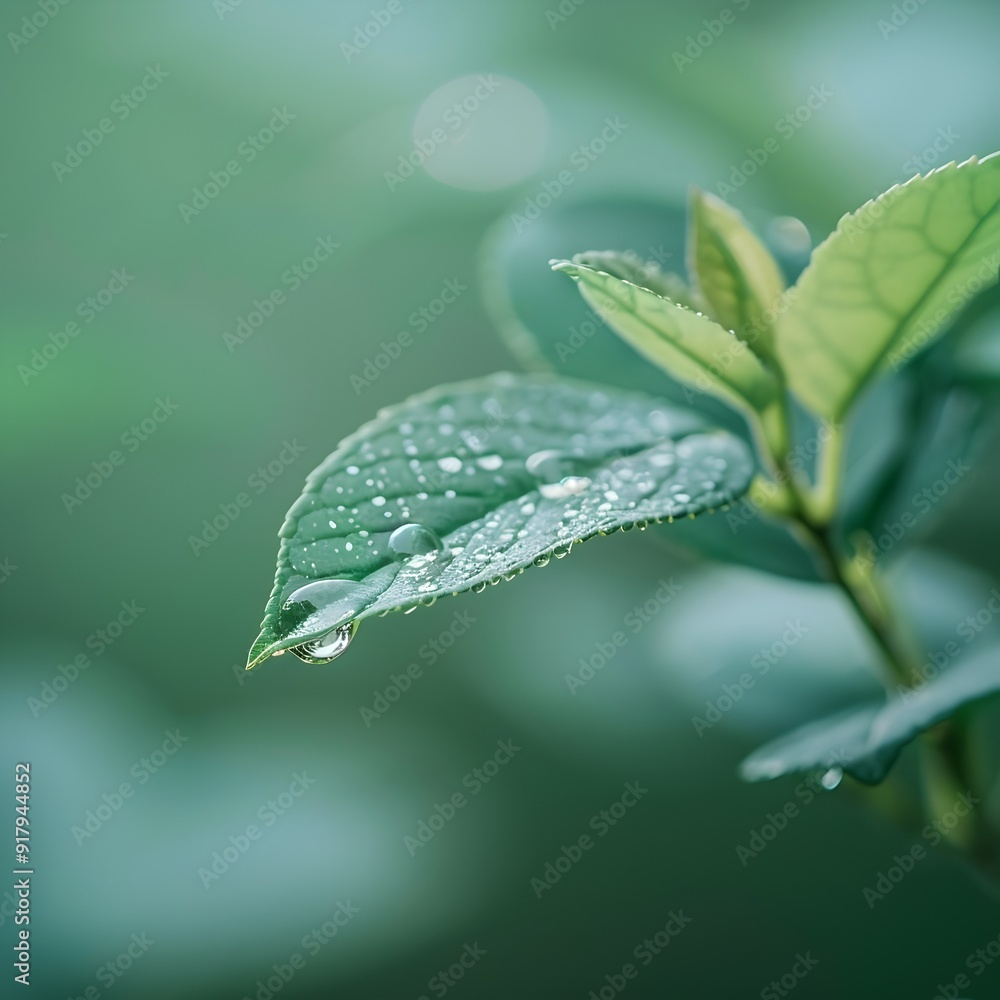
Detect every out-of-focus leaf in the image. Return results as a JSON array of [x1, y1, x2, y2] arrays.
[[688, 188, 786, 358], [740, 646, 1000, 785]]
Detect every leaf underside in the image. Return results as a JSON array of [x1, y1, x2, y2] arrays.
[[740, 647, 1000, 785], [247, 373, 754, 668]]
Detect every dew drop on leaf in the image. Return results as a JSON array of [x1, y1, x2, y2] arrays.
[[388, 523, 446, 558]]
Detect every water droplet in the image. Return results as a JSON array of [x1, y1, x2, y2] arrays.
[[283, 578, 363, 613], [820, 767, 843, 791], [437, 456, 462, 474], [346, 465, 360, 475], [388, 523, 445, 558], [539, 476, 591, 499], [372, 495, 387, 507], [525, 449, 566, 480], [476, 454, 503, 471], [290, 622, 356, 664]]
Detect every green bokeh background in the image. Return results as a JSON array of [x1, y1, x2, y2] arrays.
[[3, 1, 1000, 997]]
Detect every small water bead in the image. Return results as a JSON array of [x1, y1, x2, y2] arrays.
[[820, 767, 843, 791], [372, 496, 387, 507], [539, 476, 592, 500], [476, 454, 503, 471], [437, 456, 462, 474], [388, 523, 446, 558], [525, 449, 567, 480], [290, 622, 356, 664]]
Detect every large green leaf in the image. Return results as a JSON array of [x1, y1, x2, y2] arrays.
[[688, 189, 787, 358], [776, 154, 1000, 421], [740, 645, 1000, 785], [551, 261, 781, 416], [247, 373, 754, 668]]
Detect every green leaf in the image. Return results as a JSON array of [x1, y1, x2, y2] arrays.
[[740, 645, 1000, 785], [572, 249, 699, 308], [776, 154, 1000, 421], [247, 373, 754, 668], [687, 189, 787, 358], [551, 261, 781, 416]]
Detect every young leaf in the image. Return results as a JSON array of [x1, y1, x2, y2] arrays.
[[247, 373, 754, 668], [687, 189, 786, 358], [572, 249, 699, 309], [551, 260, 780, 416], [740, 646, 1000, 785], [777, 154, 1000, 421]]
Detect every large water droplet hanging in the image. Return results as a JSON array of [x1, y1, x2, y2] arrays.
[[290, 622, 356, 664], [389, 522, 446, 558]]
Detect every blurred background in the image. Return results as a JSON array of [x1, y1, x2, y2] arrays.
[[3, 0, 1000, 996]]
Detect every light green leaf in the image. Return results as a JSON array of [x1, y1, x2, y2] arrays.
[[777, 154, 1000, 421], [247, 373, 754, 668], [688, 189, 787, 358], [551, 261, 780, 416], [572, 249, 699, 309], [740, 645, 1000, 785]]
